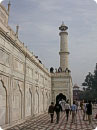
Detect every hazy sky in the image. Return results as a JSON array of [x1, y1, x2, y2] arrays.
[[2, 0, 97, 87]]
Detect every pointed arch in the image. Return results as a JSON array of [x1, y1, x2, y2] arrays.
[[56, 93, 66, 103], [34, 88, 39, 114], [41, 91, 44, 112], [44, 91, 48, 112], [46, 92, 48, 111], [25, 86, 32, 117], [12, 81, 22, 122], [0, 79, 7, 126], [18, 84, 22, 118]]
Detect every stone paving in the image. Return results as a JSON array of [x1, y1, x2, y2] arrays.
[[6, 106, 97, 130]]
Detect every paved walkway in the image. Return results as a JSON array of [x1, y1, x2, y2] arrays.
[[6, 106, 97, 130]]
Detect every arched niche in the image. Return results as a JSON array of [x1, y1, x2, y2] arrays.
[[49, 93, 51, 105], [40, 90, 44, 113], [12, 82, 22, 122], [25, 87, 32, 117], [44, 91, 48, 112], [46, 92, 48, 111], [0, 80, 7, 126], [34, 88, 39, 114]]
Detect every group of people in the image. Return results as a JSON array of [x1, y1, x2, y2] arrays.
[[48, 99, 94, 124], [48, 101, 62, 124], [81, 100, 93, 124], [48, 100, 78, 124]]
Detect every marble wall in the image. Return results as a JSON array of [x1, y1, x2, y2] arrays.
[[51, 72, 73, 105], [0, 28, 51, 128]]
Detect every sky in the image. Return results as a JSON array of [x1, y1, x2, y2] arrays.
[[2, 0, 97, 87]]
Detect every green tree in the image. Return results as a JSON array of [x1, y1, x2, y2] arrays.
[[93, 63, 97, 90], [82, 72, 94, 89], [82, 63, 97, 100]]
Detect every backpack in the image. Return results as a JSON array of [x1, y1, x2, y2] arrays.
[[95, 114, 97, 119]]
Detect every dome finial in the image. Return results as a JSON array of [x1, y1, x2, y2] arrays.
[[59, 22, 68, 31], [62, 21, 64, 25], [8, 1, 11, 15]]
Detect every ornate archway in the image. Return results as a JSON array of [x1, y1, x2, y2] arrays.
[[56, 93, 66, 103]]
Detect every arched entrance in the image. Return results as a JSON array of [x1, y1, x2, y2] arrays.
[[56, 93, 66, 103]]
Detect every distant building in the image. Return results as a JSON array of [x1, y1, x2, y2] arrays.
[[73, 84, 82, 100]]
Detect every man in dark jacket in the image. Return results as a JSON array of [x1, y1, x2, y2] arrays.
[[54, 101, 62, 124], [48, 102, 55, 123], [86, 101, 92, 124]]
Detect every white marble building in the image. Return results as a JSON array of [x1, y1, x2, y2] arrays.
[[0, 3, 73, 129]]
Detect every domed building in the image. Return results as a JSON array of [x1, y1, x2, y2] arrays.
[[73, 84, 82, 101]]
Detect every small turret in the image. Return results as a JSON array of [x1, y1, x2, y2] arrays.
[[8, 1, 11, 15], [16, 25, 19, 38], [59, 22, 68, 32]]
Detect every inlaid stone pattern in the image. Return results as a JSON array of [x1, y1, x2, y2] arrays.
[[6, 106, 97, 130]]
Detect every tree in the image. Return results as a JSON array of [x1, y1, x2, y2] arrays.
[[82, 63, 97, 100], [93, 63, 97, 90], [82, 72, 94, 89]]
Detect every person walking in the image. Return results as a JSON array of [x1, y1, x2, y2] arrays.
[[75, 100, 79, 113], [65, 101, 70, 121], [83, 101, 88, 121], [59, 99, 66, 112], [48, 102, 55, 123], [86, 101, 92, 125], [71, 101, 77, 123], [54, 101, 62, 124]]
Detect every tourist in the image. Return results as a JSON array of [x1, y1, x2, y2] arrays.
[[48, 102, 55, 123], [80, 101, 83, 110], [59, 99, 66, 112], [54, 101, 62, 124], [75, 99, 79, 113], [65, 100, 70, 121], [71, 101, 77, 123], [86, 101, 92, 125], [83, 101, 88, 121], [95, 114, 97, 119]]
